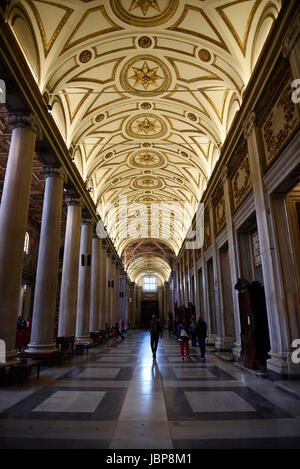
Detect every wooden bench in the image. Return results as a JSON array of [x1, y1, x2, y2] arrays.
[[21, 350, 57, 367], [75, 342, 90, 355], [55, 336, 75, 362], [11, 359, 42, 386]]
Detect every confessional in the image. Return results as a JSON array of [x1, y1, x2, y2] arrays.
[[235, 279, 270, 370]]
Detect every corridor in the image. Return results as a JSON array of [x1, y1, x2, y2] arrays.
[[1, 331, 300, 449]]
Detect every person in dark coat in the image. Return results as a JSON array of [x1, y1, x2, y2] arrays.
[[150, 314, 162, 359], [196, 315, 207, 360]]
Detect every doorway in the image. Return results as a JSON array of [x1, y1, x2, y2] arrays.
[[141, 301, 159, 328]]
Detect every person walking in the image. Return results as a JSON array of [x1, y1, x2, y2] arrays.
[[150, 314, 162, 360], [196, 315, 207, 360], [113, 322, 125, 340], [190, 315, 197, 348], [177, 317, 192, 361]]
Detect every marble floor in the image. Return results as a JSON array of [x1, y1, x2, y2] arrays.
[[1, 330, 300, 449]]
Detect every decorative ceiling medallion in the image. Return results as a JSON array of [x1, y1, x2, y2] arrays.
[[120, 55, 171, 96], [105, 152, 114, 159], [140, 102, 152, 110], [130, 61, 163, 90], [198, 49, 211, 62], [132, 175, 163, 190], [138, 36, 152, 48], [142, 142, 152, 147], [128, 150, 165, 168], [110, 0, 179, 27], [187, 113, 197, 122], [180, 151, 189, 158], [95, 114, 105, 122], [79, 50, 92, 63], [126, 114, 167, 139]]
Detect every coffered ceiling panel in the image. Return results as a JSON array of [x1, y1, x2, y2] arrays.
[[8, 0, 281, 280]]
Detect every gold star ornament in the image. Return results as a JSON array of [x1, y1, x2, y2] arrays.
[[130, 61, 163, 90], [134, 117, 159, 135], [129, 0, 161, 16]]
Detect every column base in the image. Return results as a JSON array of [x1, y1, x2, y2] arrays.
[[232, 343, 242, 362], [26, 343, 57, 354], [215, 336, 235, 351], [267, 351, 300, 380], [75, 335, 93, 345], [206, 333, 217, 345]]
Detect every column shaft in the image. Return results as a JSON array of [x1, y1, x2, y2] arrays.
[[27, 167, 64, 353], [90, 235, 101, 333], [0, 116, 38, 360], [76, 219, 93, 343], [58, 199, 82, 337]]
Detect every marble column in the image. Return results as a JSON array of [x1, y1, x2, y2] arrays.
[[58, 197, 82, 338], [0, 114, 40, 361], [208, 200, 222, 348], [27, 166, 64, 353], [164, 281, 170, 323], [244, 112, 290, 377], [115, 263, 120, 324], [111, 258, 116, 325], [76, 217, 93, 344], [90, 233, 101, 333], [106, 250, 112, 326], [99, 241, 107, 329]]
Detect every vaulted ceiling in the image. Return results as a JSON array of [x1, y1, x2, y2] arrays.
[[8, 0, 281, 281]]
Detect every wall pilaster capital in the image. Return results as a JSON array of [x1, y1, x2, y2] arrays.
[[220, 166, 229, 184], [243, 111, 257, 139], [282, 9, 300, 58], [43, 165, 66, 181], [8, 113, 42, 140]]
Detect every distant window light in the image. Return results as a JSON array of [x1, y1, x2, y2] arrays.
[[143, 276, 157, 292], [24, 232, 29, 255]]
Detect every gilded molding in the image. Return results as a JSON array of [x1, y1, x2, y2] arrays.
[[243, 111, 256, 139], [282, 8, 300, 58]]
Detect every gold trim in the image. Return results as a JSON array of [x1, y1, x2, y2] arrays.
[[25, 0, 73, 57], [216, 0, 262, 56], [166, 56, 222, 84], [168, 6, 229, 52], [62, 5, 123, 54], [110, 0, 179, 27]]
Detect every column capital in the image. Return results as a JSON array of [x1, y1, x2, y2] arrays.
[[82, 216, 93, 225], [8, 113, 42, 140], [65, 195, 82, 207], [43, 165, 66, 181], [243, 111, 257, 139], [282, 9, 300, 58]]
